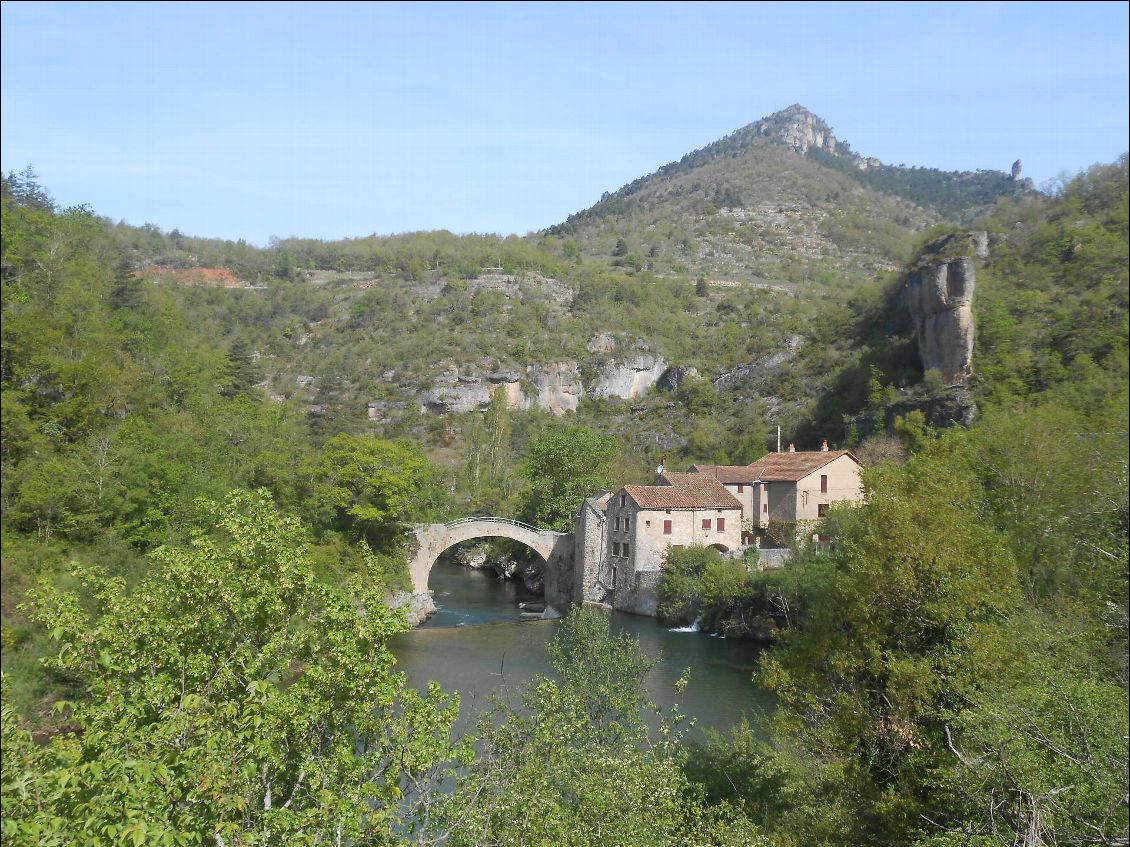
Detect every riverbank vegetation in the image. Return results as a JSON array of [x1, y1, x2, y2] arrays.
[[2, 154, 1127, 844]]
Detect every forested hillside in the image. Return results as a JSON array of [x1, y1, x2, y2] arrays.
[[1, 127, 1126, 843]]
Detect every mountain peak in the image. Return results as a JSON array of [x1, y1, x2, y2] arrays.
[[740, 104, 838, 155]]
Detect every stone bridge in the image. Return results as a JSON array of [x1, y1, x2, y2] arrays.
[[409, 518, 577, 611]]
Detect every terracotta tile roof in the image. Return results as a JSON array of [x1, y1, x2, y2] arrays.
[[624, 473, 742, 510], [743, 450, 859, 482], [688, 464, 765, 484]]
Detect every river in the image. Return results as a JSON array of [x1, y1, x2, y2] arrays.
[[389, 559, 775, 737]]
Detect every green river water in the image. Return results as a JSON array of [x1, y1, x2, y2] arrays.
[[389, 560, 775, 736]]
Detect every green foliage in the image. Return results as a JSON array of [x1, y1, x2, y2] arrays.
[[807, 147, 1018, 218], [656, 544, 722, 623], [757, 438, 1024, 844], [893, 408, 931, 452], [2, 142, 1127, 847], [432, 608, 770, 847], [974, 157, 1128, 406], [748, 404, 1128, 846], [307, 433, 450, 550], [923, 608, 1129, 847], [698, 556, 757, 609], [517, 424, 618, 531], [459, 386, 516, 512], [219, 337, 260, 400], [2, 490, 461, 845]]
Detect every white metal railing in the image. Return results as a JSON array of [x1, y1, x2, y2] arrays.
[[442, 516, 550, 534]]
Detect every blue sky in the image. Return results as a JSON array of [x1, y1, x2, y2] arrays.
[[2, 1, 1127, 244]]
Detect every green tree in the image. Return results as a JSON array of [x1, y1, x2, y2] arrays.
[[657, 544, 722, 623], [433, 608, 769, 847], [758, 438, 1022, 845], [308, 433, 449, 551], [220, 338, 260, 400], [2, 490, 461, 845], [517, 424, 617, 531]]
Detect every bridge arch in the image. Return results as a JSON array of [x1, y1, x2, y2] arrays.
[[409, 517, 573, 596]]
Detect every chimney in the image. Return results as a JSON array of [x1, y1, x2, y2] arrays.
[[788, 443, 795, 453], [821, 439, 829, 452]]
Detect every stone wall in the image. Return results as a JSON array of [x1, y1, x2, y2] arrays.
[[573, 494, 612, 604], [612, 568, 664, 617]]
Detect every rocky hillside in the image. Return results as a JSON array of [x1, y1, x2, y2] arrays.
[[3, 108, 1088, 487], [246, 106, 1033, 438], [549, 105, 1028, 283]]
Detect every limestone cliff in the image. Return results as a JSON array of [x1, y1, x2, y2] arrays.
[[904, 232, 987, 385], [419, 367, 528, 414], [745, 104, 838, 155], [528, 362, 584, 414], [592, 355, 667, 400]]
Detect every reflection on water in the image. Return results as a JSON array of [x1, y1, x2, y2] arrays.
[[420, 558, 540, 628], [389, 560, 774, 737]]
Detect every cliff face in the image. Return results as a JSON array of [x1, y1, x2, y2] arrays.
[[905, 232, 987, 385], [744, 104, 838, 155], [592, 355, 667, 400]]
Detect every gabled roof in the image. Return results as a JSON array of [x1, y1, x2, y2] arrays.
[[688, 463, 765, 484], [624, 473, 742, 510], [743, 450, 859, 482]]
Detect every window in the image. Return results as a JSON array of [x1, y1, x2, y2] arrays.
[[663, 519, 672, 535], [820, 474, 828, 494], [737, 484, 744, 493], [665, 508, 671, 514], [612, 542, 621, 557], [763, 502, 768, 514], [619, 494, 625, 507], [818, 504, 828, 518], [614, 516, 620, 530], [622, 543, 630, 557], [624, 518, 630, 532], [717, 517, 725, 532], [645, 520, 651, 527], [702, 518, 711, 530]]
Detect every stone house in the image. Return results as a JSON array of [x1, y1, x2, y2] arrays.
[[690, 442, 864, 546], [600, 472, 744, 616]]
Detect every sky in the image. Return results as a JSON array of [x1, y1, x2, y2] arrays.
[[2, 1, 1128, 245]]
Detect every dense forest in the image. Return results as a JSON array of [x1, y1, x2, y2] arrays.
[[1, 153, 1127, 845]]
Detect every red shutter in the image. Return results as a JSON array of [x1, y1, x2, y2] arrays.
[[702, 518, 711, 530], [717, 517, 725, 531], [821, 474, 828, 494], [663, 520, 672, 534]]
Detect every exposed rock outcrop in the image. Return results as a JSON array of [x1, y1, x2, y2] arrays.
[[419, 366, 528, 414], [905, 232, 984, 385], [657, 365, 700, 392], [748, 104, 838, 155], [713, 335, 804, 389], [528, 361, 584, 414], [848, 385, 979, 441], [386, 589, 437, 628], [586, 332, 616, 354], [593, 355, 667, 400], [452, 543, 492, 570]]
